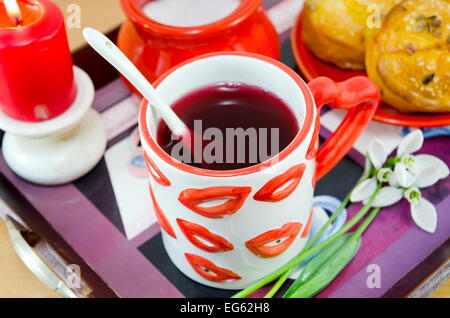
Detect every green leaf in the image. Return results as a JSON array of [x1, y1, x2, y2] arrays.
[[291, 235, 348, 288], [282, 234, 350, 298], [283, 234, 361, 298]]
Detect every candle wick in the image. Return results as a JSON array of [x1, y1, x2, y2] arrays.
[[15, 17, 22, 26]]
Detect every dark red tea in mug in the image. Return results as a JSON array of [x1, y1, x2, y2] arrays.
[[156, 82, 299, 170]]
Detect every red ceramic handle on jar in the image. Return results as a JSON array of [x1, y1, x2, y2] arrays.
[[308, 76, 380, 181]]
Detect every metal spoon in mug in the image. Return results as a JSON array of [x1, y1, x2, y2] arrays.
[[82, 28, 202, 161]]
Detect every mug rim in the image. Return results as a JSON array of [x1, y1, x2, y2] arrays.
[[120, 0, 261, 38], [139, 51, 315, 177]]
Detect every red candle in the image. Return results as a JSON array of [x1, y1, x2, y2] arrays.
[[0, 0, 76, 122]]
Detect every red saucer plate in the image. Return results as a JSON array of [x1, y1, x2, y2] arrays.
[[291, 12, 450, 128]]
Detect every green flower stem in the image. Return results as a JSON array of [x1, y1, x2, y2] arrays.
[[351, 207, 381, 240], [385, 157, 401, 169], [305, 195, 350, 250], [231, 183, 382, 298], [262, 158, 374, 298], [264, 268, 292, 298], [263, 196, 350, 298]]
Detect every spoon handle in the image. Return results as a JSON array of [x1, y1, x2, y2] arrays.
[[83, 28, 187, 137]]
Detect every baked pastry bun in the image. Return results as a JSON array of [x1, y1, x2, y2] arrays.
[[366, 0, 450, 113], [302, 0, 399, 70]]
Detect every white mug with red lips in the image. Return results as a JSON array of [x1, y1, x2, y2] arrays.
[[139, 52, 380, 289]]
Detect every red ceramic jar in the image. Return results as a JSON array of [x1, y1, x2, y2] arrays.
[[117, 0, 280, 95]]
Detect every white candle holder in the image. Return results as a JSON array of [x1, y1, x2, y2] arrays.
[[0, 66, 107, 185]]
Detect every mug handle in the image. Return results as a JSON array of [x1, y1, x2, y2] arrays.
[[308, 76, 380, 181]]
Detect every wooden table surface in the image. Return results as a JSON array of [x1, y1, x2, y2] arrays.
[[0, 0, 448, 299], [431, 279, 450, 298]]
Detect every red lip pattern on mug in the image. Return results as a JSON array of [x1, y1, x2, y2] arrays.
[[149, 185, 176, 238], [184, 253, 241, 282], [306, 117, 321, 160], [311, 168, 317, 188], [178, 186, 252, 219], [245, 222, 303, 258], [177, 219, 233, 253], [254, 164, 306, 202], [144, 152, 171, 186], [301, 209, 314, 238]]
